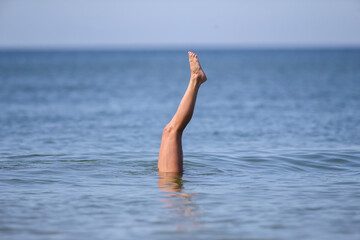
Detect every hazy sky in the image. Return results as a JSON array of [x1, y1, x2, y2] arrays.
[[1, 0, 360, 49]]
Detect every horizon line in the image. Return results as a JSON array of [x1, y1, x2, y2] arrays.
[[1, 45, 360, 52]]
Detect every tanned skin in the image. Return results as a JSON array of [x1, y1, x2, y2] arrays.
[[158, 51, 207, 173]]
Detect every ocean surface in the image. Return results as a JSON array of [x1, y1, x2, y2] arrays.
[[0, 49, 360, 240]]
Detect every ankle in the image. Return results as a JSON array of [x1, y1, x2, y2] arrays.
[[190, 77, 202, 88]]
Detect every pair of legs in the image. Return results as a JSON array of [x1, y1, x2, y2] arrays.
[[158, 52, 207, 173]]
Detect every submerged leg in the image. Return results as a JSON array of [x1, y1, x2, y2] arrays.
[[158, 51, 207, 172]]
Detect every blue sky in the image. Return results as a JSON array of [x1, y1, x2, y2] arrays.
[[1, 0, 360, 49]]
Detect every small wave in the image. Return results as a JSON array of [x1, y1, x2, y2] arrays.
[[183, 149, 360, 173], [7, 154, 66, 159]]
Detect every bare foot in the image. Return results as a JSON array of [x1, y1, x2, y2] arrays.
[[188, 51, 207, 84]]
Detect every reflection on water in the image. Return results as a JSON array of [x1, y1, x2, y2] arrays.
[[158, 172, 199, 231]]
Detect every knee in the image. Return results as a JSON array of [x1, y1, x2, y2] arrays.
[[162, 123, 181, 137]]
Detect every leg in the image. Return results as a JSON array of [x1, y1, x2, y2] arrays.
[[158, 51, 207, 172]]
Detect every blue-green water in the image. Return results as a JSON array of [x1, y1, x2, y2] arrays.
[[1, 49, 360, 240]]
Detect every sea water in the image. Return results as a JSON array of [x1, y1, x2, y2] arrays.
[[0, 49, 360, 240]]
